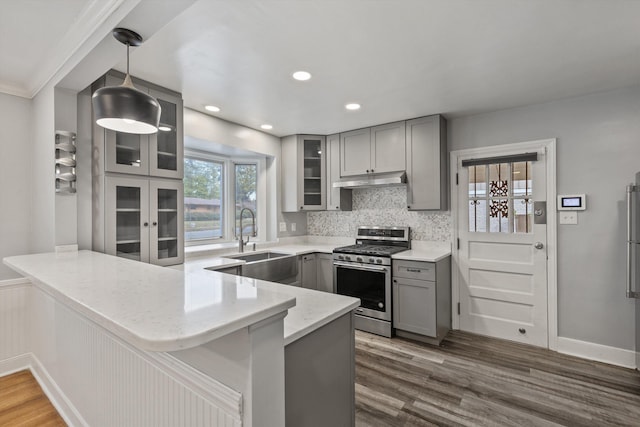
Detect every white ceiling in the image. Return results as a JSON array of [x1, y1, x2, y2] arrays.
[[3, 0, 640, 137]]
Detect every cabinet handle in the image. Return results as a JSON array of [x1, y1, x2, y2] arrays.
[[336, 206, 339, 209], [300, 206, 304, 210], [366, 169, 370, 173], [371, 169, 374, 173], [406, 268, 422, 273], [152, 221, 158, 226], [143, 222, 149, 227]]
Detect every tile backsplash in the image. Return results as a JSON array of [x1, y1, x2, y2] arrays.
[[307, 187, 451, 241]]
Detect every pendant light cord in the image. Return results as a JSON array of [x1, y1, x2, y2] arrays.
[[122, 42, 134, 88]]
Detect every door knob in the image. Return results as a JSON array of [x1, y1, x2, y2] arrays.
[[534, 242, 544, 249]]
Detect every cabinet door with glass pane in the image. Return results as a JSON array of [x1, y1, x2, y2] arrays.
[[298, 135, 326, 210], [149, 179, 184, 266], [105, 176, 150, 263], [149, 89, 184, 179], [104, 129, 150, 175]]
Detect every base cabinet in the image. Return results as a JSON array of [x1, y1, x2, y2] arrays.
[[392, 257, 451, 344], [285, 312, 355, 427], [316, 253, 334, 293], [300, 254, 317, 290]]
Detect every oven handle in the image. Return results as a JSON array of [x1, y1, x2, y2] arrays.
[[333, 262, 389, 272]]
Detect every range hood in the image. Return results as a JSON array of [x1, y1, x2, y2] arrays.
[[332, 171, 407, 189]]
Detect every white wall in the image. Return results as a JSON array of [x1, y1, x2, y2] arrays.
[[0, 93, 32, 279], [30, 85, 56, 254], [449, 85, 640, 350], [183, 108, 307, 240]]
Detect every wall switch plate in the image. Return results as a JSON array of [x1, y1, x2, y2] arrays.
[[279, 222, 287, 232], [559, 211, 578, 225], [291, 223, 297, 232]]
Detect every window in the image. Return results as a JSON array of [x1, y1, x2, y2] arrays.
[[468, 161, 533, 233], [184, 157, 223, 241], [184, 151, 262, 245]]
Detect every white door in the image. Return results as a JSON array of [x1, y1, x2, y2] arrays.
[[455, 143, 550, 347]]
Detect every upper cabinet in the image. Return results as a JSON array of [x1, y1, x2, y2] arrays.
[[405, 115, 447, 210], [326, 133, 352, 211], [98, 72, 184, 179], [282, 135, 326, 212], [340, 121, 406, 177]]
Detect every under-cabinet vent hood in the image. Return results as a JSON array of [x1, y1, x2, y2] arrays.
[[332, 171, 407, 189]]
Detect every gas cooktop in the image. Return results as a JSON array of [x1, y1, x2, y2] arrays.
[[333, 244, 408, 257]]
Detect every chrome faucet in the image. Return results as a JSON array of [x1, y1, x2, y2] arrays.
[[238, 208, 257, 253]]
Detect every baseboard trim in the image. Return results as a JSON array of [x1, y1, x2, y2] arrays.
[[557, 337, 636, 369], [0, 353, 31, 376], [29, 353, 88, 427], [0, 353, 86, 427]]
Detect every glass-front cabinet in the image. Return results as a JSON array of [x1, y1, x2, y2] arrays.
[[105, 176, 183, 266], [281, 134, 326, 212]]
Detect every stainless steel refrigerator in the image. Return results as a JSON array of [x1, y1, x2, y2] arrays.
[[626, 174, 640, 370]]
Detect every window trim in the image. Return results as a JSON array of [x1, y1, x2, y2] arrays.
[[184, 149, 265, 247]]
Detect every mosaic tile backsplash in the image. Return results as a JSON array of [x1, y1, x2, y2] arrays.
[[307, 187, 452, 241]]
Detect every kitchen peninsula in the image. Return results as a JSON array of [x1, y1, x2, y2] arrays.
[[3, 250, 359, 427]]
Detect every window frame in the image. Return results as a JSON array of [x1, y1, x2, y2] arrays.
[[184, 149, 265, 247]]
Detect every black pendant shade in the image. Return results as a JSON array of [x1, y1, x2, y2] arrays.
[[92, 28, 161, 134]]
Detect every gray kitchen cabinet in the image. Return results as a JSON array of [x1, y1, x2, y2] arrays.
[[326, 133, 352, 211], [340, 128, 371, 176], [104, 176, 184, 266], [340, 121, 406, 177], [285, 312, 355, 427], [316, 253, 334, 293], [392, 257, 451, 345], [405, 115, 447, 210], [300, 253, 317, 290], [97, 71, 184, 180], [282, 135, 326, 212]]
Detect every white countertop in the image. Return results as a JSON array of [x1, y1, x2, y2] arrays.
[[4, 251, 298, 352], [392, 241, 452, 262]]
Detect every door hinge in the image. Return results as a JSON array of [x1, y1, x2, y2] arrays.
[[456, 238, 460, 250], [456, 173, 459, 185], [457, 302, 460, 315]]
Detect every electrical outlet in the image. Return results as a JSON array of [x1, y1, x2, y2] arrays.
[[559, 211, 578, 225], [279, 222, 287, 232], [291, 223, 297, 232]]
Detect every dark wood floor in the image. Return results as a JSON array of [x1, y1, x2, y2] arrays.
[[0, 370, 66, 426], [355, 330, 640, 427]]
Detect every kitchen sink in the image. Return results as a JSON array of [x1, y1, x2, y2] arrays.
[[219, 251, 298, 284], [224, 251, 290, 262]]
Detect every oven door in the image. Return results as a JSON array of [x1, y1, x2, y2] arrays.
[[334, 261, 391, 321]]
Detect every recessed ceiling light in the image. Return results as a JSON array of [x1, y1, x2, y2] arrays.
[[345, 103, 361, 110], [205, 105, 220, 112], [292, 71, 312, 81], [260, 124, 273, 130]]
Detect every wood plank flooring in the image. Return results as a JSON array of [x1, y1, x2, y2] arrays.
[[355, 330, 640, 427], [0, 370, 66, 426]]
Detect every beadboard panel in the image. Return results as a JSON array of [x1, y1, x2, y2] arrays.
[[27, 285, 243, 427], [0, 280, 29, 362]]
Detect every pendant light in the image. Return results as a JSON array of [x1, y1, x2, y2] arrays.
[[92, 28, 161, 134]]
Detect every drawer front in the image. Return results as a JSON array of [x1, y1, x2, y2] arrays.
[[393, 260, 435, 281]]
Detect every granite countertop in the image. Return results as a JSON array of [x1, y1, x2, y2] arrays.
[[4, 251, 297, 352]]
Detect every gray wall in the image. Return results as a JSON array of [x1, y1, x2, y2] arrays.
[[0, 93, 32, 279], [449, 85, 640, 350]]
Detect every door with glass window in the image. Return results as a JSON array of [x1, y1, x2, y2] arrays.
[[457, 148, 548, 347]]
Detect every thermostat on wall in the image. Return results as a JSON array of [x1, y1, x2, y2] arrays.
[[557, 194, 586, 210]]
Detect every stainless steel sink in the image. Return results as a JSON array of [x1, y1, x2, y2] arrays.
[[220, 252, 298, 284], [224, 251, 290, 262]]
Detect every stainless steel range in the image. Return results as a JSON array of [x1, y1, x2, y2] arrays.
[[333, 226, 410, 337]]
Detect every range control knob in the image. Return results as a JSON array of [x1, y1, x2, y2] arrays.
[[337, 255, 344, 260], [356, 256, 363, 262], [369, 257, 375, 263], [376, 259, 383, 264], [345, 256, 351, 261]]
